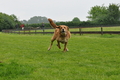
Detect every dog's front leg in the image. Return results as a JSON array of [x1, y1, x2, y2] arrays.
[[57, 41, 61, 49], [63, 42, 68, 52], [48, 40, 54, 51]]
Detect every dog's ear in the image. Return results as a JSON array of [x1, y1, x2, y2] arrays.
[[67, 26, 69, 31]]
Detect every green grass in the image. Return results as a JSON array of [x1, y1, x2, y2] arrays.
[[0, 32, 120, 80]]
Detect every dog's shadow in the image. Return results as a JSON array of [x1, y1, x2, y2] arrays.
[[47, 50, 69, 54]]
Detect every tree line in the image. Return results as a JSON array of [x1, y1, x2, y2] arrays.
[[21, 16, 49, 24], [0, 3, 120, 31], [87, 3, 120, 25], [0, 13, 21, 31]]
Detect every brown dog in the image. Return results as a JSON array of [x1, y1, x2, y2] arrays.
[[48, 18, 71, 52]]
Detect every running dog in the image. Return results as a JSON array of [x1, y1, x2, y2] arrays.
[[48, 18, 71, 52]]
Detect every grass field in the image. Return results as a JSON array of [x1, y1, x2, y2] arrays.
[[0, 32, 120, 80]]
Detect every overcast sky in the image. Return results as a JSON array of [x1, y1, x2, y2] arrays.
[[0, 0, 119, 21]]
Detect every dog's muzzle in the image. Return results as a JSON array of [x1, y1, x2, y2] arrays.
[[61, 29, 65, 33]]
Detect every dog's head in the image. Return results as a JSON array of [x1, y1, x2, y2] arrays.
[[56, 25, 69, 34]]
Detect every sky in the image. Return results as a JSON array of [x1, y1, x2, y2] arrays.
[[0, 0, 120, 21]]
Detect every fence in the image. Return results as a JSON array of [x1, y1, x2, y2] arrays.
[[2, 27, 120, 35], [2, 29, 53, 34], [75, 27, 120, 35]]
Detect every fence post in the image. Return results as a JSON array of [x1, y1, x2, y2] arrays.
[[29, 28, 31, 35], [24, 30, 25, 34], [79, 28, 82, 35], [19, 30, 20, 34], [42, 29, 45, 35], [101, 27, 103, 35], [35, 29, 36, 34], [14, 30, 15, 34]]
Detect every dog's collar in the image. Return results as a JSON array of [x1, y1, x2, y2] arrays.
[[60, 33, 67, 37]]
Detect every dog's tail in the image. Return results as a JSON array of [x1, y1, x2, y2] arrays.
[[48, 18, 58, 28]]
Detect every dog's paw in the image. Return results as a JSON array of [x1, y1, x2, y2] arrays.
[[66, 49, 69, 51], [63, 49, 69, 52], [48, 47, 51, 51]]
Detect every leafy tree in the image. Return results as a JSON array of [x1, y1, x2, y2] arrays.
[[87, 4, 120, 25], [72, 17, 80, 22], [107, 3, 120, 24], [23, 16, 49, 24], [10, 14, 18, 22], [0, 12, 20, 31], [87, 5, 108, 21], [21, 20, 28, 24]]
